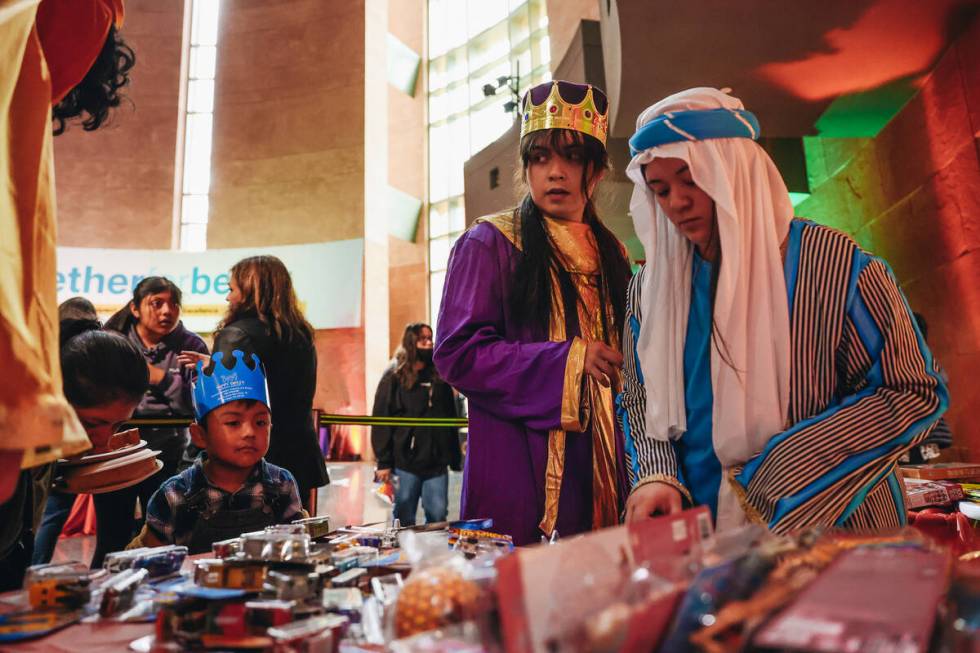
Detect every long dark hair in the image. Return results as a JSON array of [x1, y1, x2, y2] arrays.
[[393, 323, 436, 389], [509, 128, 631, 342], [219, 256, 315, 343], [104, 276, 183, 334], [52, 26, 136, 136], [60, 319, 149, 408]]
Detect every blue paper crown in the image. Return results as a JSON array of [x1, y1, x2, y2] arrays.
[[192, 350, 271, 420], [629, 108, 761, 156]]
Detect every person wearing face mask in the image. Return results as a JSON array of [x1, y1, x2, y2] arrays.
[[372, 323, 461, 526], [620, 87, 948, 534]]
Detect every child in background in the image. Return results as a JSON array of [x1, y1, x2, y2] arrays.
[[131, 350, 304, 554]]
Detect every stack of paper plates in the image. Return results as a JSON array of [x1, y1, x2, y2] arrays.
[[57, 437, 162, 494]]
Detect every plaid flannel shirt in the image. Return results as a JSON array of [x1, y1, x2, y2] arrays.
[[145, 454, 303, 545]]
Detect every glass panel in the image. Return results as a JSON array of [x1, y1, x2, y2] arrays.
[[467, 22, 509, 72], [466, 0, 507, 38], [191, 0, 220, 46], [445, 48, 468, 87], [187, 78, 215, 113], [182, 113, 213, 194], [537, 35, 550, 69], [189, 45, 217, 80], [509, 0, 528, 12], [447, 83, 469, 117], [428, 0, 449, 58], [529, 0, 548, 31], [429, 270, 446, 326], [470, 100, 513, 154], [428, 123, 450, 202], [181, 195, 210, 224], [428, 57, 448, 94], [448, 117, 469, 196], [429, 237, 451, 272], [180, 223, 207, 252], [470, 59, 511, 106], [429, 202, 450, 238], [513, 46, 532, 83], [449, 199, 467, 233], [509, 6, 530, 44], [445, 1, 468, 52]]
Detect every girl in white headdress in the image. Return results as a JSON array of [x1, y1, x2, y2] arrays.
[[619, 87, 949, 532]]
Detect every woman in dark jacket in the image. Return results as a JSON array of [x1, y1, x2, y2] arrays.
[[372, 323, 461, 526], [201, 256, 328, 510]]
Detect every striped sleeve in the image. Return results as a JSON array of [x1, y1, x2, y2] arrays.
[[618, 267, 687, 496], [733, 254, 949, 533]]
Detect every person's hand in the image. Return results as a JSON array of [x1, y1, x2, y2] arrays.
[[584, 342, 624, 389], [177, 351, 210, 370], [147, 362, 166, 385], [625, 482, 683, 523], [375, 468, 392, 483]]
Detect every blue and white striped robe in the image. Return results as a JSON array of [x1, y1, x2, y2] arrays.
[[620, 219, 949, 533]]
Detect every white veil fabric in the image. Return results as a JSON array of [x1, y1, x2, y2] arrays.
[[626, 88, 793, 529]]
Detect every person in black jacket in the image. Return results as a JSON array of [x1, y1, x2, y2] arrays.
[[184, 256, 328, 511], [372, 323, 461, 526]]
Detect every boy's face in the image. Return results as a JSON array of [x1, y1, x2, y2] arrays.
[[192, 400, 271, 470]]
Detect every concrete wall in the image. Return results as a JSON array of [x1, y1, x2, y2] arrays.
[[796, 16, 980, 457], [208, 0, 366, 247], [53, 0, 183, 249], [546, 0, 599, 70], [387, 0, 428, 356]]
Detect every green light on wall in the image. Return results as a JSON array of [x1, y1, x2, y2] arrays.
[[789, 192, 810, 207], [814, 77, 918, 138]]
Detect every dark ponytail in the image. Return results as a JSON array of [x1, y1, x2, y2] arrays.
[[60, 319, 149, 408]]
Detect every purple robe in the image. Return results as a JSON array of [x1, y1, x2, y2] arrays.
[[434, 221, 627, 546]]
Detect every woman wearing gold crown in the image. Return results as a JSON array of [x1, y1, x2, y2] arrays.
[[434, 81, 632, 545]]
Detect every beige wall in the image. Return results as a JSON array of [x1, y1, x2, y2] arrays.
[[54, 0, 183, 249], [208, 0, 367, 247], [546, 0, 599, 71], [386, 0, 428, 356]]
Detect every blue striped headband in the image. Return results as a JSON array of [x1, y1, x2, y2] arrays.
[[629, 108, 761, 156]]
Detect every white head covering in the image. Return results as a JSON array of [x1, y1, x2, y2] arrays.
[[626, 88, 793, 529]]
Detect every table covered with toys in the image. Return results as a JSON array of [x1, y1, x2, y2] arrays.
[[4, 499, 980, 653]]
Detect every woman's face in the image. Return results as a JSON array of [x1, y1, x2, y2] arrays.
[[227, 277, 244, 311], [132, 290, 180, 339], [75, 398, 139, 453], [416, 327, 433, 350], [643, 157, 716, 251], [526, 131, 595, 222]]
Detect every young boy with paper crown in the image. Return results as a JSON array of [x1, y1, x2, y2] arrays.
[[130, 350, 304, 554]]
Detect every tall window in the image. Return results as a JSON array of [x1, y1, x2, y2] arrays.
[[426, 0, 551, 323], [177, 0, 220, 251]]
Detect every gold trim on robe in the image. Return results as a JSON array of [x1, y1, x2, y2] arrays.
[[561, 337, 588, 432]]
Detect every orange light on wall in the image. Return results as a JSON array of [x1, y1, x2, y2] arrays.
[[756, 0, 959, 101]]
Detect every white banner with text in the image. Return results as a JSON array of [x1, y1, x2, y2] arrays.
[[56, 240, 363, 332]]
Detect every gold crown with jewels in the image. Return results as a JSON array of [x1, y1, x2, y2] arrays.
[[519, 81, 609, 146]]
